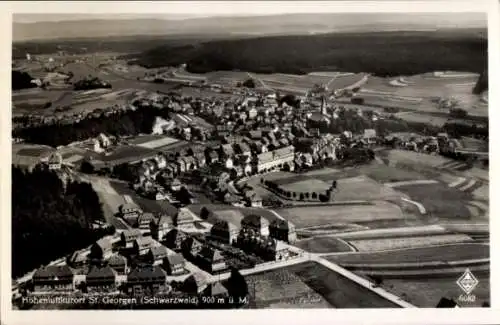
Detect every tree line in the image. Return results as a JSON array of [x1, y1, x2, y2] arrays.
[[12, 104, 172, 147], [12, 166, 110, 278]]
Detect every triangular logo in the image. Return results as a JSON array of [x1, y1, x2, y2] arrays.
[[456, 268, 479, 295]]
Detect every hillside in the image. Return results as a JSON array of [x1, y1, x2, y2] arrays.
[[131, 31, 487, 77]]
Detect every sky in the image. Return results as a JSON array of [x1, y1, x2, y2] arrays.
[[12, 1, 489, 23]]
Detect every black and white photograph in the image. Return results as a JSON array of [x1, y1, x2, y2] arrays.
[[4, 0, 495, 318]]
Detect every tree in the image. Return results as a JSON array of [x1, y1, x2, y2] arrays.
[[226, 267, 249, 302], [176, 186, 193, 205], [80, 161, 95, 174], [299, 193, 304, 201], [331, 180, 337, 189], [200, 207, 210, 220], [312, 192, 317, 199], [242, 79, 256, 88]]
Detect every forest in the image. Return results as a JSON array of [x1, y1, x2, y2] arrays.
[[12, 167, 111, 278], [12, 104, 171, 148], [131, 31, 487, 77], [12, 70, 37, 91]]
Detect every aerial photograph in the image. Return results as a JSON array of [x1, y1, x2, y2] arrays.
[[10, 7, 489, 310]]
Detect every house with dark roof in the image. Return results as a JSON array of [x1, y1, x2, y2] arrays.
[[269, 219, 297, 244], [48, 152, 63, 170], [162, 252, 186, 276], [90, 237, 113, 260], [145, 245, 169, 266], [150, 214, 172, 242], [234, 142, 251, 157], [86, 265, 117, 292], [243, 190, 263, 208], [108, 254, 128, 275], [120, 229, 142, 249], [241, 215, 270, 237], [127, 265, 167, 296], [165, 229, 187, 251], [32, 265, 75, 292], [203, 282, 229, 298], [119, 203, 142, 227], [209, 220, 239, 244], [197, 246, 227, 274], [181, 236, 203, 257]]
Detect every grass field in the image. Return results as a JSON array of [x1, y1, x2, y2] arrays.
[[326, 243, 489, 264], [276, 201, 404, 229], [295, 237, 354, 253], [396, 182, 474, 219], [332, 176, 404, 201], [187, 204, 282, 225], [382, 274, 490, 307], [286, 262, 400, 308], [346, 234, 473, 252]]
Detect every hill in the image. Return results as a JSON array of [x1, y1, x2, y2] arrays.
[[131, 31, 487, 77]]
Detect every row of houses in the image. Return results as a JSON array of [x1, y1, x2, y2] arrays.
[[31, 263, 225, 297]]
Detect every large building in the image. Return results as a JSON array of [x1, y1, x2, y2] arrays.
[[254, 145, 295, 173]]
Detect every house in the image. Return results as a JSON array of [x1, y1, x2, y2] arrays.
[[120, 229, 142, 249], [207, 150, 219, 164], [203, 282, 229, 298], [181, 236, 203, 257], [145, 245, 169, 266], [241, 215, 270, 236], [119, 203, 142, 227], [86, 266, 117, 292], [170, 178, 182, 192], [182, 272, 208, 295], [32, 265, 75, 293], [153, 189, 168, 201], [137, 212, 155, 234], [223, 192, 241, 205], [133, 236, 158, 256], [235, 142, 252, 157], [165, 229, 187, 251], [363, 129, 377, 144], [154, 153, 167, 169], [209, 220, 239, 244], [150, 214, 173, 242], [174, 207, 196, 226], [247, 107, 258, 120], [90, 237, 113, 260], [194, 152, 206, 168], [162, 251, 186, 275], [269, 219, 297, 244], [176, 157, 187, 173], [243, 190, 263, 207], [48, 152, 63, 170], [108, 254, 128, 275], [255, 145, 294, 173], [219, 144, 234, 159], [224, 157, 234, 169], [197, 246, 227, 274], [127, 265, 167, 296], [268, 239, 289, 261]]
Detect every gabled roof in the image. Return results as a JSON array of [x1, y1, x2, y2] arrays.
[[205, 282, 228, 296], [121, 229, 142, 241], [221, 144, 234, 156], [95, 237, 112, 251], [135, 236, 157, 250], [182, 236, 203, 250], [186, 272, 208, 288], [151, 214, 173, 227], [241, 214, 270, 229], [198, 246, 224, 262], [164, 252, 185, 266], [138, 212, 155, 224], [149, 245, 169, 259], [108, 254, 127, 267], [128, 265, 166, 281], [119, 202, 141, 213], [211, 220, 239, 234], [69, 250, 88, 264], [86, 265, 117, 280], [33, 265, 74, 280]]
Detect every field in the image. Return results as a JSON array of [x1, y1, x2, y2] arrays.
[[244, 267, 332, 308], [346, 234, 473, 252], [187, 204, 282, 226], [295, 237, 354, 253], [382, 274, 490, 307], [275, 201, 404, 229], [395, 182, 476, 219], [331, 176, 403, 201], [279, 179, 331, 193], [326, 243, 489, 264]]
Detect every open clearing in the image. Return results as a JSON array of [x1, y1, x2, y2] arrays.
[[326, 243, 489, 264], [382, 274, 490, 307], [346, 234, 473, 252], [295, 237, 354, 253], [275, 201, 404, 229], [333, 176, 404, 201], [188, 204, 281, 226]]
